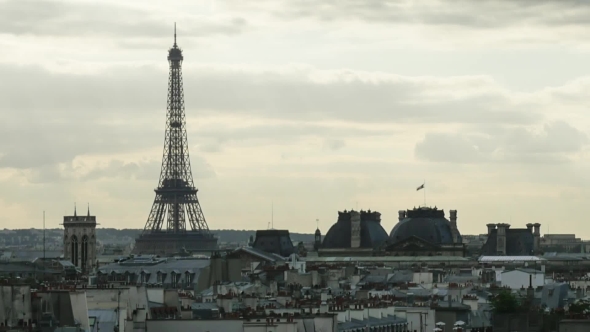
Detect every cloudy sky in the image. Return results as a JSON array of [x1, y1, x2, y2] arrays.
[[2, 0, 590, 237]]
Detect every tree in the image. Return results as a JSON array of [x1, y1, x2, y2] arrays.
[[568, 299, 590, 315], [490, 290, 521, 313]]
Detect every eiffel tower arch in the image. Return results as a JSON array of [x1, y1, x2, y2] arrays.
[[133, 25, 218, 255]]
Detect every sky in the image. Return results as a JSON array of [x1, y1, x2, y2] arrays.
[[1, 0, 590, 237]]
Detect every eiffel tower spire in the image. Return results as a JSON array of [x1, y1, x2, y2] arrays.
[[134, 25, 217, 255]]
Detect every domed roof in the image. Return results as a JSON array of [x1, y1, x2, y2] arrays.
[[389, 207, 461, 245], [322, 210, 389, 249]]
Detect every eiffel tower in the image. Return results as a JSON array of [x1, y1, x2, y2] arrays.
[[133, 25, 218, 255]]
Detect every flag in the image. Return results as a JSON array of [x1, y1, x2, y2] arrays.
[[416, 183, 424, 191]]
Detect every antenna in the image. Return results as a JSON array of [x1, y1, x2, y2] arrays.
[[271, 201, 274, 229], [43, 211, 46, 278], [316, 219, 319, 229], [174, 22, 177, 47]]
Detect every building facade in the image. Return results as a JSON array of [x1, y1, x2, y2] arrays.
[[63, 206, 97, 273]]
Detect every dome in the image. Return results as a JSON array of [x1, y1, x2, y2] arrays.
[[389, 207, 462, 244], [322, 210, 389, 249]]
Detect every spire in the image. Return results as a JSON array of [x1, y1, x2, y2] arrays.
[[174, 22, 177, 48], [87, 203, 90, 217], [74, 202, 77, 217]]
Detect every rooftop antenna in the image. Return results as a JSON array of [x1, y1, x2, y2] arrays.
[[271, 201, 274, 229], [316, 218, 319, 230], [43, 211, 46, 276]]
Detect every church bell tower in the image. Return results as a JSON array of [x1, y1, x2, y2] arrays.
[[63, 204, 97, 273]]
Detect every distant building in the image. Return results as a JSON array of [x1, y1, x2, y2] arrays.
[[501, 268, 545, 289], [481, 223, 540, 256], [63, 205, 97, 273], [319, 210, 388, 256], [383, 207, 465, 257], [251, 229, 295, 257]]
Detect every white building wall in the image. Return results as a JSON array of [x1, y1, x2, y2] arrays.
[[403, 308, 435, 332], [69, 292, 90, 331], [147, 288, 164, 304], [501, 270, 545, 289], [412, 272, 433, 285]]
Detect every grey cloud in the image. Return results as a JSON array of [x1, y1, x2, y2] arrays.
[[0, 63, 539, 125], [0, 120, 161, 169], [230, 0, 590, 29], [195, 122, 393, 152], [0, 63, 542, 170], [415, 133, 490, 164], [81, 158, 215, 182], [324, 139, 346, 151], [0, 0, 247, 38], [414, 121, 588, 164]]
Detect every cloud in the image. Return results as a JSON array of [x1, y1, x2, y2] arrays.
[[0, 0, 247, 39], [414, 121, 589, 164], [80, 158, 215, 182], [237, 0, 590, 29], [0, 63, 540, 123]]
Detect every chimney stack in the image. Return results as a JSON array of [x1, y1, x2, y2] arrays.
[[526, 223, 533, 233], [533, 223, 541, 252], [449, 210, 459, 243], [486, 224, 496, 235], [398, 210, 406, 222], [496, 223, 510, 255]]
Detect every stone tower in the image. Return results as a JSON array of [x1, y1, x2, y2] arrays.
[[63, 204, 97, 273]]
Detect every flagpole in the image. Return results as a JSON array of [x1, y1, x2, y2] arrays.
[[423, 180, 426, 207]]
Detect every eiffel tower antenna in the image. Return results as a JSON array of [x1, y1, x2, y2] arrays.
[[134, 25, 217, 255], [174, 22, 177, 47], [271, 201, 274, 229]]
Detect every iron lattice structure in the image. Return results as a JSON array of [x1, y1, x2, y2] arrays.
[[135, 27, 216, 254]]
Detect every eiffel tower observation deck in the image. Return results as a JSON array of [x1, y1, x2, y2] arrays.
[[133, 25, 218, 255]]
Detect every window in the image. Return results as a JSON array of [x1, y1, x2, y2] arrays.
[[186, 273, 193, 287], [171, 273, 178, 288]]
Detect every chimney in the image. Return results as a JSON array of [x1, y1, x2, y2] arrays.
[[449, 210, 459, 243], [486, 224, 496, 235], [527, 274, 534, 299], [533, 223, 541, 252], [496, 223, 509, 255], [398, 210, 406, 222], [526, 223, 533, 233], [350, 211, 361, 248]]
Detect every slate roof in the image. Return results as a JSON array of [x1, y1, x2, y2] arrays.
[[481, 228, 535, 256], [234, 246, 284, 262], [468, 309, 492, 328], [98, 258, 209, 284], [323, 210, 388, 249], [541, 283, 569, 309], [1, 250, 62, 262], [252, 230, 295, 257], [387, 270, 413, 283], [389, 207, 462, 245], [88, 309, 117, 332]]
